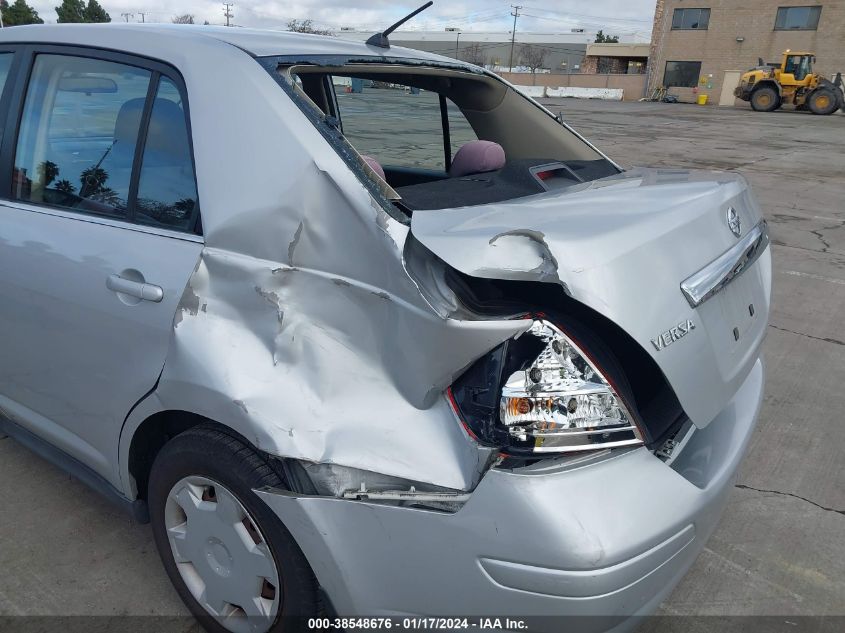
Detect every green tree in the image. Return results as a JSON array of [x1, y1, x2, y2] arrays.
[[55, 0, 85, 22], [1, 0, 44, 25], [83, 0, 110, 22], [594, 30, 620, 43]]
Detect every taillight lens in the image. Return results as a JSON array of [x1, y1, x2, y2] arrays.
[[499, 320, 643, 453], [450, 318, 645, 455]]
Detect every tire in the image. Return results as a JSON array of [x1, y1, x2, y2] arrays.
[[808, 88, 838, 115], [750, 86, 780, 112], [148, 424, 319, 633]]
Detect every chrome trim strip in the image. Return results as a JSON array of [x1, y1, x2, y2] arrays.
[[530, 437, 643, 453], [531, 425, 640, 438], [681, 220, 769, 308]]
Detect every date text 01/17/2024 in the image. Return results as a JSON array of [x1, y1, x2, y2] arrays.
[[307, 618, 529, 630]]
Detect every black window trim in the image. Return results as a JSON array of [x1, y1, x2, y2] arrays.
[[0, 47, 24, 151], [0, 43, 202, 236], [774, 5, 822, 31], [126, 72, 159, 225], [671, 7, 711, 30], [439, 94, 452, 172]]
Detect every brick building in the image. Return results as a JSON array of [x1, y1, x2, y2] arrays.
[[581, 43, 650, 74], [648, 0, 845, 103]]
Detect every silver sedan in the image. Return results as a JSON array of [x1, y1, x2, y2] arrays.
[[0, 21, 771, 633]]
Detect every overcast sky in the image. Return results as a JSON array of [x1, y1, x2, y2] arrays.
[[23, 0, 657, 41]]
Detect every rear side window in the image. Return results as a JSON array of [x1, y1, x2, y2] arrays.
[[13, 55, 151, 219], [11, 53, 199, 233], [134, 77, 199, 232]]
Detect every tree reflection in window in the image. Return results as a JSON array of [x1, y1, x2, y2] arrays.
[[37, 160, 78, 197], [79, 166, 120, 206]]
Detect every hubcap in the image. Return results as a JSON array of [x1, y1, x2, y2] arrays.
[[817, 95, 830, 108], [165, 476, 281, 633]]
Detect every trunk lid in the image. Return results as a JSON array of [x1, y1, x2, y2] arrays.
[[410, 168, 772, 427]]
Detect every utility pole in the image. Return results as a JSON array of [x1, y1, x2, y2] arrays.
[[137, 11, 147, 22], [508, 5, 522, 72], [223, 2, 233, 27], [121, 12, 134, 22], [455, 31, 461, 59]]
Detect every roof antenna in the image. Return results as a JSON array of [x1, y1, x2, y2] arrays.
[[366, 1, 434, 49]]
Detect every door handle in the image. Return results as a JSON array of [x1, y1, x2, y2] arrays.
[[106, 274, 164, 303]]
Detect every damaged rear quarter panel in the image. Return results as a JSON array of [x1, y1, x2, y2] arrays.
[[121, 49, 529, 493]]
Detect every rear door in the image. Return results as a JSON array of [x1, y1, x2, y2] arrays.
[[0, 47, 202, 483]]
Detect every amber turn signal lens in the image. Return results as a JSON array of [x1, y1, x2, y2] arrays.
[[505, 397, 534, 416]]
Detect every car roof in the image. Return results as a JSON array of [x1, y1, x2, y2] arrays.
[[0, 23, 460, 65]]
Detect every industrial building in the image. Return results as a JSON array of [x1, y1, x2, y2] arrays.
[[338, 30, 607, 73], [581, 42, 650, 74], [648, 0, 845, 104]]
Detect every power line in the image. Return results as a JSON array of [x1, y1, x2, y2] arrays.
[[222, 2, 233, 27], [317, 8, 511, 32], [522, 5, 653, 24], [416, 8, 509, 27], [423, 40, 589, 57], [508, 5, 522, 72], [520, 13, 645, 36], [520, 12, 643, 30]]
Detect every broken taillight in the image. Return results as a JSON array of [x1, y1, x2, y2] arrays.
[[449, 318, 645, 456]]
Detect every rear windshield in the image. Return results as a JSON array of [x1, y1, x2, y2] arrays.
[[264, 58, 619, 216]]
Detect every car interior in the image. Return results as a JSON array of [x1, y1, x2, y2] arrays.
[[283, 64, 620, 214]]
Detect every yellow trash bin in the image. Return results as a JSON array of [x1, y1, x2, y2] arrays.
[[697, 94, 709, 106]]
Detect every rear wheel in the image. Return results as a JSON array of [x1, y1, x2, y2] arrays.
[[808, 88, 838, 115], [750, 86, 780, 112], [148, 425, 319, 633]]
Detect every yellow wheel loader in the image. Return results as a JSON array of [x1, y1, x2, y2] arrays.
[[735, 51, 845, 115]]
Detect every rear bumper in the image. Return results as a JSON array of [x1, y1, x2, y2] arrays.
[[257, 358, 765, 630]]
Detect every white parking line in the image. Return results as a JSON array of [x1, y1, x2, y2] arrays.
[[782, 270, 845, 285]]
